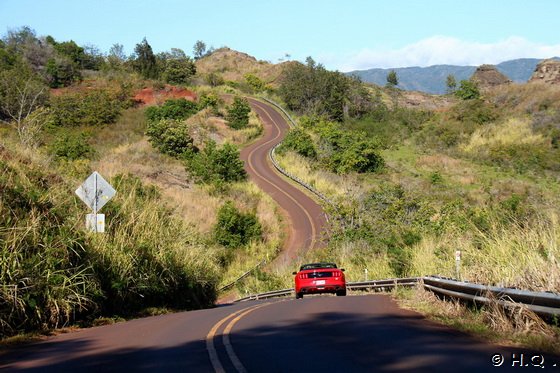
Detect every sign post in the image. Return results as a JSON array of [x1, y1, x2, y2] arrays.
[[75, 171, 116, 233]]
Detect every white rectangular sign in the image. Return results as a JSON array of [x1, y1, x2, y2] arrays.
[[86, 214, 105, 233]]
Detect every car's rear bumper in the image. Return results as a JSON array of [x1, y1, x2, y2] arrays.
[[296, 281, 346, 294]]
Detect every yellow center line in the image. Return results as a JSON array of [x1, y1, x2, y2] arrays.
[[246, 99, 318, 250], [206, 302, 277, 373]]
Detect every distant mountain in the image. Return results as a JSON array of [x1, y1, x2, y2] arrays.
[[347, 58, 559, 94]]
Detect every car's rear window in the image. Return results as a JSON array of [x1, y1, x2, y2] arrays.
[[307, 271, 333, 278], [300, 263, 337, 270]]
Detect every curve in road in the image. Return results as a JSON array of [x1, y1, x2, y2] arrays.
[[240, 98, 327, 266], [3, 294, 554, 372]]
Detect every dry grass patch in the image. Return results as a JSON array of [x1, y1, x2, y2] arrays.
[[395, 287, 560, 355]]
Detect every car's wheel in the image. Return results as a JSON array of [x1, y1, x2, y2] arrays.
[[336, 289, 347, 296], [295, 292, 303, 299]]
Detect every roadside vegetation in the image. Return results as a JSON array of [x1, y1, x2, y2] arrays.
[[0, 27, 280, 340]]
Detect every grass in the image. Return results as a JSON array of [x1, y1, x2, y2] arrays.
[[394, 287, 560, 355]]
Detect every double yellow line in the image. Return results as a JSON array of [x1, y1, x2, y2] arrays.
[[206, 302, 275, 373]]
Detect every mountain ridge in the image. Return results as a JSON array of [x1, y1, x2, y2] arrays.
[[347, 57, 560, 94]]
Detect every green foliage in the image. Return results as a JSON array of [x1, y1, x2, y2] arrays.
[[205, 72, 224, 87], [279, 58, 367, 122], [186, 141, 247, 184], [446, 74, 457, 93], [279, 128, 316, 158], [310, 118, 384, 174], [133, 38, 158, 79], [161, 57, 196, 85], [50, 132, 95, 160], [386, 70, 398, 87], [213, 201, 262, 248], [198, 92, 221, 112], [449, 99, 498, 125], [146, 119, 197, 158], [226, 96, 251, 129], [49, 90, 122, 127], [0, 63, 48, 124], [455, 80, 481, 100], [145, 98, 199, 122], [193, 40, 207, 60], [244, 73, 265, 92], [45, 56, 82, 88]]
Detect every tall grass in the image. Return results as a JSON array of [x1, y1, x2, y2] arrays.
[[410, 212, 560, 291], [0, 142, 220, 338]]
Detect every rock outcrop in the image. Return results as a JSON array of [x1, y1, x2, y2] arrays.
[[529, 59, 560, 85], [470, 64, 511, 89]]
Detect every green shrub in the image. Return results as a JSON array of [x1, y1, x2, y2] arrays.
[[226, 96, 251, 129], [244, 73, 265, 92], [279, 128, 316, 158], [186, 140, 246, 184], [455, 80, 481, 100], [50, 133, 95, 160], [213, 201, 262, 248], [50, 90, 122, 126], [313, 120, 384, 174], [145, 98, 199, 122], [146, 119, 197, 158]]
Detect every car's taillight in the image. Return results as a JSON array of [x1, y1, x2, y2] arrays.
[[333, 271, 342, 277], [298, 273, 308, 279]]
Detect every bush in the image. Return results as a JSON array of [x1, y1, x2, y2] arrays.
[[279, 128, 316, 158], [145, 98, 199, 122], [146, 119, 197, 158], [314, 120, 384, 174], [226, 96, 251, 129], [455, 80, 481, 100], [50, 132, 95, 160], [213, 201, 262, 248], [186, 140, 246, 184], [50, 90, 122, 127]]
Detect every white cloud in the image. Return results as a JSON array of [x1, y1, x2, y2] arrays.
[[326, 36, 560, 72]]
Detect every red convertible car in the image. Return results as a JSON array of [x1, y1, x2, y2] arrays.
[[293, 262, 346, 299]]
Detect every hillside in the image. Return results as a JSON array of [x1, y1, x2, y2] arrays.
[[195, 47, 293, 85], [347, 58, 560, 94]]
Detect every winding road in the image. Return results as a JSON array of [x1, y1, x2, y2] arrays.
[[241, 98, 326, 265], [2, 99, 557, 372]]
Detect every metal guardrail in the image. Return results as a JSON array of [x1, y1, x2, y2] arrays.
[[423, 276, 560, 318], [234, 278, 419, 303], [233, 276, 560, 319], [258, 97, 336, 209]]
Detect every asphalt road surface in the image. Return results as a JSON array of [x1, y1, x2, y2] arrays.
[[2, 294, 556, 372], [240, 98, 327, 266]]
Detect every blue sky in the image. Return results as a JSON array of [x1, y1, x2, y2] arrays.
[[1, 0, 559, 71]]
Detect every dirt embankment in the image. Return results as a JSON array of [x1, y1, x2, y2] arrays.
[[133, 85, 197, 105]]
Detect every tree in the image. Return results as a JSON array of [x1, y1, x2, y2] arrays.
[[133, 38, 158, 79], [446, 74, 457, 94], [193, 40, 207, 60], [226, 96, 251, 129], [278, 58, 356, 122], [386, 70, 398, 87], [0, 64, 48, 146], [455, 80, 481, 100], [162, 57, 196, 84], [107, 43, 126, 69]]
